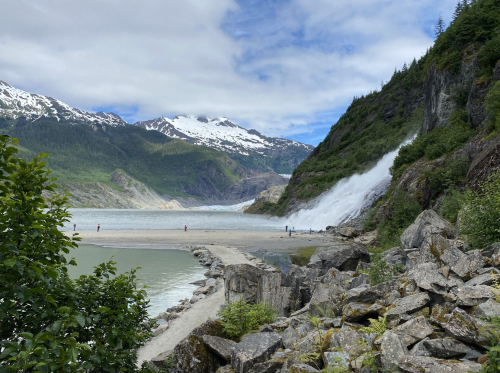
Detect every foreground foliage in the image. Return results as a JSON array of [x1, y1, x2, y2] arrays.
[[0, 135, 154, 372], [217, 300, 277, 340]]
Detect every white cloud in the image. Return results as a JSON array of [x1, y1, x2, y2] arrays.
[[0, 0, 456, 140]]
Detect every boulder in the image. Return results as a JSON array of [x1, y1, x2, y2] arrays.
[[397, 356, 481, 373], [330, 325, 366, 358], [323, 351, 350, 368], [442, 308, 488, 346], [307, 243, 370, 274], [171, 320, 228, 373], [289, 364, 319, 373], [475, 298, 500, 318], [465, 272, 496, 286], [380, 330, 408, 371], [231, 333, 282, 373], [422, 338, 469, 359], [409, 339, 432, 357], [441, 247, 485, 278], [338, 227, 360, 238], [202, 335, 236, 362], [247, 359, 284, 373], [455, 285, 496, 306], [343, 302, 384, 322], [153, 324, 169, 337], [400, 210, 456, 250], [386, 292, 430, 321], [216, 366, 236, 373], [381, 246, 408, 266], [343, 279, 401, 305], [282, 326, 301, 349], [393, 316, 434, 346], [408, 263, 451, 294], [150, 350, 174, 369]]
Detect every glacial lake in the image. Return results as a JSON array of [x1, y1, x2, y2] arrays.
[[65, 244, 207, 318]]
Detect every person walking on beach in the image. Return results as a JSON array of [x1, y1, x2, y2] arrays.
[[310, 228, 312, 234], [285, 225, 288, 232], [73, 223, 76, 231], [97, 224, 100, 232], [184, 225, 187, 232], [289, 229, 292, 237]]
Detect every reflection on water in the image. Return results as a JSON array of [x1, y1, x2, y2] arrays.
[[251, 250, 293, 274], [65, 244, 206, 317]]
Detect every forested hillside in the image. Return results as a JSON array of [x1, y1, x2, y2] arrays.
[[269, 0, 500, 227], [0, 116, 285, 205]]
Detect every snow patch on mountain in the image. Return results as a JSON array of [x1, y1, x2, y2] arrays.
[[0, 81, 126, 126], [135, 115, 313, 156]]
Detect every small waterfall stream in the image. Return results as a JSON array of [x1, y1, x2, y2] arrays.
[[287, 137, 415, 230]]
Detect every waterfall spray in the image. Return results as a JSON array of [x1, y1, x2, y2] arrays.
[[286, 137, 415, 230]]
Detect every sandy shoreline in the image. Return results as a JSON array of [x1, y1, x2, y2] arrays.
[[73, 228, 334, 253]]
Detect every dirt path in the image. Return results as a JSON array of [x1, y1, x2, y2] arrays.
[[136, 245, 254, 366]]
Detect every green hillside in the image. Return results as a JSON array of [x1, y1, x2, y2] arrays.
[[270, 0, 500, 219], [0, 116, 247, 199]]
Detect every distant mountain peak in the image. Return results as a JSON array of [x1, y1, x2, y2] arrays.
[[0, 81, 127, 127]]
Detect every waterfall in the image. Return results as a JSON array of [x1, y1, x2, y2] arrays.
[[287, 137, 415, 230]]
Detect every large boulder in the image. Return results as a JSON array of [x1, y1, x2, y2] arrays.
[[475, 298, 500, 318], [343, 279, 401, 305], [440, 247, 485, 278], [400, 210, 456, 250], [202, 335, 236, 362], [408, 263, 452, 294], [330, 325, 366, 358], [171, 320, 228, 373], [307, 243, 370, 274], [231, 333, 282, 373], [380, 330, 408, 371], [454, 285, 496, 306], [386, 292, 430, 321], [393, 316, 434, 346], [422, 338, 470, 359], [441, 308, 488, 347], [398, 356, 481, 373]]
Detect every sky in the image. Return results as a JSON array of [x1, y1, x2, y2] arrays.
[[0, 0, 457, 146]]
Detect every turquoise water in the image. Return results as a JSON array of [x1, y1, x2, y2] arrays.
[[65, 244, 207, 317]]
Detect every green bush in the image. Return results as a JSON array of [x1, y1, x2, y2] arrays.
[[439, 188, 465, 223], [217, 300, 278, 340], [0, 135, 154, 372], [460, 170, 500, 249], [424, 156, 471, 194], [361, 254, 403, 285]]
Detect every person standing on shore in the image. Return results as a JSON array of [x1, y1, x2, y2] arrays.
[[310, 228, 312, 234], [286, 225, 288, 232], [289, 229, 292, 237], [73, 223, 76, 231], [184, 225, 187, 232], [97, 224, 100, 232]]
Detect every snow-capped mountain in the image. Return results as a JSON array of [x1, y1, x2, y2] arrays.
[[0, 81, 127, 126], [135, 115, 314, 156]]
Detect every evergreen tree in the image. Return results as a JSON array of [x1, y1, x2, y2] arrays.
[[435, 15, 446, 37], [453, 1, 463, 20]]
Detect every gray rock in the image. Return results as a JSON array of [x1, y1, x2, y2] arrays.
[[386, 290, 402, 305], [288, 364, 319, 373], [397, 356, 481, 373], [296, 319, 314, 338], [153, 324, 169, 337], [441, 247, 485, 278], [400, 210, 456, 250], [422, 338, 469, 359], [248, 359, 284, 373], [382, 246, 408, 266], [202, 335, 236, 362], [307, 243, 370, 274], [465, 273, 496, 286], [386, 292, 430, 321], [232, 333, 282, 373], [380, 330, 408, 371], [216, 366, 236, 373], [393, 316, 433, 346], [455, 285, 495, 306], [408, 263, 450, 294], [150, 350, 174, 368], [475, 298, 500, 318], [330, 325, 366, 358], [338, 227, 360, 238], [323, 351, 350, 368], [409, 339, 432, 357], [295, 331, 319, 354], [442, 308, 488, 346], [321, 317, 342, 329], [343, 279, 401, 305], [282, 326, 300, 349], [343, 302, 383, 322]]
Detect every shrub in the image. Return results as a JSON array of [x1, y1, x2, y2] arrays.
[[485, 80, 500, 132], [439, 188, 465, 223], [460, 170, 500, 249], [361, 254, 403, 285], [217, 300, 277, 340]]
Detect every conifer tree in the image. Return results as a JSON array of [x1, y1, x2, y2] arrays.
[[435, 15, 446, 37]]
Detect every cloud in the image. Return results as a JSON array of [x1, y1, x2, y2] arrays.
[[0, 0, 456, 143]]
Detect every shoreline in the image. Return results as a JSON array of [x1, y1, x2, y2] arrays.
[[73, 228, 335, 253]]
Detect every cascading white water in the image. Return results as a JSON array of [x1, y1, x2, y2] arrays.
[[287, 137, 415, 230]]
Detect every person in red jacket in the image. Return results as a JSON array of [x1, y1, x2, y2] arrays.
[[184, 225, 187, 232]]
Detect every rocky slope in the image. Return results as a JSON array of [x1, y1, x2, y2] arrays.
[[136, 115, 314, 174], [148, 210, 499, 372]]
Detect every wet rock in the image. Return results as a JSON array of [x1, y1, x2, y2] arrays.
[[397, 356, 481, 373], [202, 335, 236, 362], [393, 316, 433, 346], [289, 364, 319, 373], [400, 210, 456, 250], [408, 263, 450, 294], [380, 330, 408, 371], [231, 333, 282, 373], [442, 308, 488, 346], [475, 298, 500, 318], [307, 243, 370, 274], [386, 292, 430, 321], [455, 285, 495, 306]]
